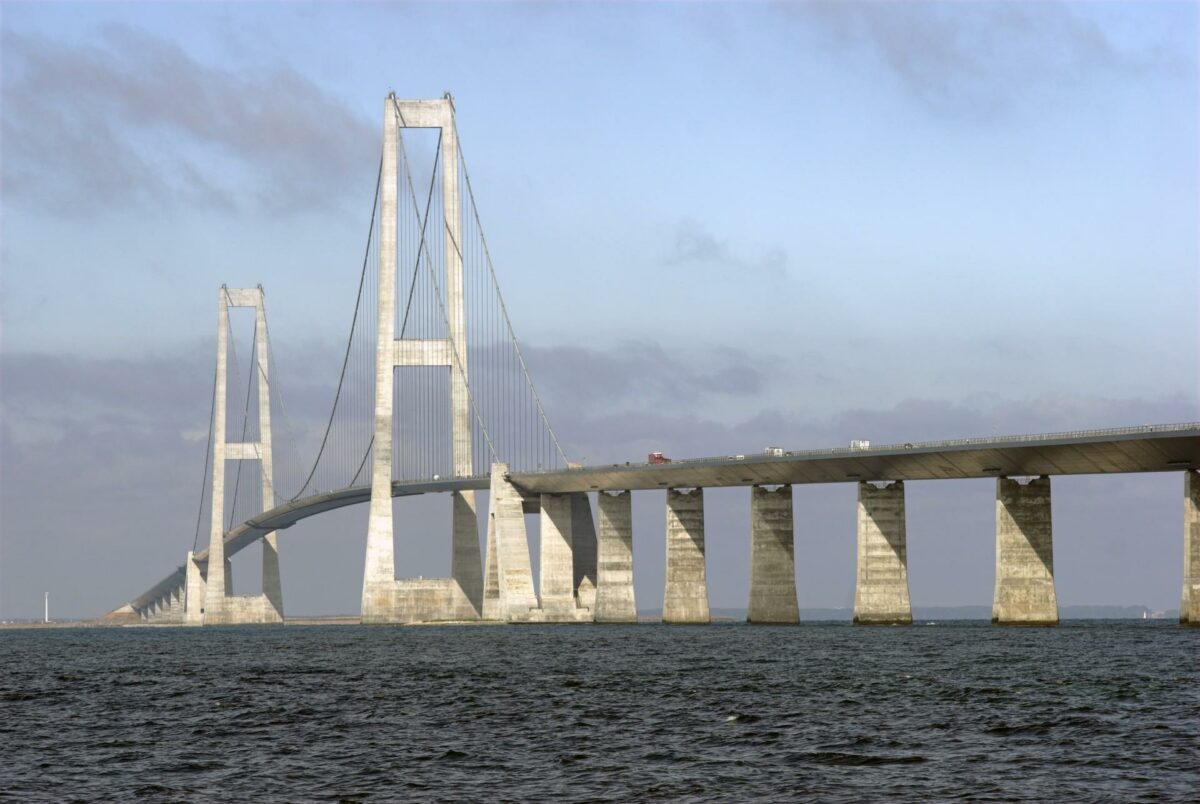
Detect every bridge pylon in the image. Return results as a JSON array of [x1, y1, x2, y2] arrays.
[[361, 93, 483, 623], [191, 285, 284, 625]]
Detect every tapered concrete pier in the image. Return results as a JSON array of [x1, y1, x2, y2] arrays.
[[595, 490, 637, 622], [183, 551, 205, 626], [853, 481, 912, 625], [533, 493, 591, 621], [747, 485, 799, 623], [992, 476, 1058, 625], [663, 488, 709, 624], [572, 493, 598, 611], [1181, 470, 1199, 626], [483, 463, 539, 621]]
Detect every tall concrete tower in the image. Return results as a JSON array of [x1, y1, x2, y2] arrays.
[[361, 94, 482, 623], [199, 285, 284, 625]]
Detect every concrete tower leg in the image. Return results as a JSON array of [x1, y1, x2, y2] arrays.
[[482, 511, 501, 620], [203, 289, 231, 625], [254, 301, 283, 623], [595, 491, 637, 623], [1180, 470, 1199, 626], [450, 491, 484, 620], [663, 488, 709, 624], [487, 463, 538, 621], [361, 97, 401, 624], [571, 493, 598, 611], [748, 485, 799, 624], [262, 533, 283, 620], [853, 481, 912, 625], [992, 476, 1058, 625]]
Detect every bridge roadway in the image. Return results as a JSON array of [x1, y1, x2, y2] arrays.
[[127, 423, 1198, 613]]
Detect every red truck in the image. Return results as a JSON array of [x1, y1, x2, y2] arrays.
[[648, 452, 671, 464]]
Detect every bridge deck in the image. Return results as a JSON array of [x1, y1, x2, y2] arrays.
[[124, 423, 1198, 612], [508, 423, 1200, 494]]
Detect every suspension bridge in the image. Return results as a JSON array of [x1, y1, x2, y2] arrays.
[[108, 94, 1200, 628]]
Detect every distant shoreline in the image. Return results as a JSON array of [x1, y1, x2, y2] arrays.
[[0, 605, 1181, 630]]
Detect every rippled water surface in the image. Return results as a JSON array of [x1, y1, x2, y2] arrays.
[[1, 622, 1196, 801]]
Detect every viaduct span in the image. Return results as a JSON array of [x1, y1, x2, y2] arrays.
[[110, 94, 1200, 628]]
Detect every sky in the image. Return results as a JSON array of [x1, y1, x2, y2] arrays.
[[0, 1, 1197, 619]]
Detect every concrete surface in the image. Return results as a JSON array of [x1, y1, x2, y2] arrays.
[[663, 488, 710, 624], [537, 493, 582, 618], [362, 95, 475, 625], [992, 476, 1058, 625], [183, 551, 205, 626], [451, 491, 484, 620], [487, 464, 538, 621], [511, 425, 1200, 494], [1181, 470, 1199, 626], [203, 287, 283, 626], [572, 493, 598, 612], [747, 485, 799, 624], [853, 481, 912, 625], [595, 490, 637, 623]]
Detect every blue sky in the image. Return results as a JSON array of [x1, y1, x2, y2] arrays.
[[1, 1, 1196, 618]]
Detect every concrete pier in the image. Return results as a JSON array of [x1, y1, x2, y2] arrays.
[[536, 493, 586, 619], [451, 491, 484, 620], [183, 551, 205, 625], [663, 488, 709, 624], [166, 588, 183, 623], [748, 485, 799, 624], [992, 476, 1058, 625], [485, 463, 539, 621], [853, 481, 912, 625], [572, 493, 598, 611], [1181, 470, 1199, 626], [595, 491, 637, 622]]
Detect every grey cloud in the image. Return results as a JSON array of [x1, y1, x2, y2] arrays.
[[0, 25, 375, 216], [798, 2, 1182, 119], [555, 392, 1198, 468], [663, 219, 788, 278], [521, 340, 767, 418], [516, 340, 1197, 465]]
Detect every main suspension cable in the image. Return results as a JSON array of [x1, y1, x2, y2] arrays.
[[292, 156, 383, 500], [191, 359, 218, 553]]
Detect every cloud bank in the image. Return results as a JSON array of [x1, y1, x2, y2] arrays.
[[798, 2, 1183, 119], [1, 25, 375, 216]]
